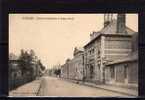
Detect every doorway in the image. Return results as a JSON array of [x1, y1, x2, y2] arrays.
[[90, 64, 94, 79]]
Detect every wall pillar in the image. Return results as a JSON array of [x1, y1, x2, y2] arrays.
[[100, 35, 105, 83]]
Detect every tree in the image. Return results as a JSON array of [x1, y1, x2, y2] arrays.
[[18, 49, 36, 77], [18, 49, 27, 76]]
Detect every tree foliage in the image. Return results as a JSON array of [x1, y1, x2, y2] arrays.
[[9, 49, 46, 90], [10, 49, 46, 79], [18, 49, 33, 76]]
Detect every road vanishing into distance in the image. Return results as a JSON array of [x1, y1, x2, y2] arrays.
[[37, 76, 131, 97]]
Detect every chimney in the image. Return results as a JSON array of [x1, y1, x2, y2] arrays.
[[104, 14, 113, 27], [116, 14, 126, 33]]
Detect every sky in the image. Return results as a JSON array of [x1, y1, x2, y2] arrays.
[[9, 14, 138, 69]]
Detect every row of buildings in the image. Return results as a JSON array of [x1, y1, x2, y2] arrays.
[[61, 14, 138, 89]]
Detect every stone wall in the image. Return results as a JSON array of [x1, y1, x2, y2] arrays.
[[128, 61, 138, 83], [68, 59, 76, 80], [61, 63, 69, 79], [105, 60, 138, 87], [104, 36, 132, 61], [115, 65, 125, 83]]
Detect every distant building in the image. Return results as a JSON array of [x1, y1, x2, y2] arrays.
[[9, 54, 22, 80], [61, 47, 84, 81], [72, 47, 84, 81], [84, 14, 136, 83], [61, 58, 71, 79], [9, 54, 22, 90]]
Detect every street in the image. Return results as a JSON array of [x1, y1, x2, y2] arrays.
[[38, 76, 130, 97]]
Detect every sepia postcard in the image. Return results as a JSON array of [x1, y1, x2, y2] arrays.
[[9, 13, 138, 97]]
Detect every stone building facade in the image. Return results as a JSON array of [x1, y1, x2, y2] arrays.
[[9, 54, 22, 81], [61, 14, 138, 89], [105, 32, 138, 88], [72, 47, 84, 81], [105, 55, 138, 87], [9, 59, 22, 80], [61, 59, 71, 79], [67, 58, 75, 80], [61, 47, 84, 81], [84, 14, 136, 83]]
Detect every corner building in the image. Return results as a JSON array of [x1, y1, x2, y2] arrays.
[[84, 14, 136, 83]]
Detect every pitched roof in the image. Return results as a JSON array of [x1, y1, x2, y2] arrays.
[[99, 20, 135, 35], [77, 47, 84, 51], [9, 53, 19, 60], [84, 20, 136, 48]]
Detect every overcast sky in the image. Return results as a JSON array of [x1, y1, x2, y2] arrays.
[[9, 14, 138, 69]]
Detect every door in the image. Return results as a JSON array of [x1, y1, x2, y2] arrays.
[[90, 64, 94, 79]]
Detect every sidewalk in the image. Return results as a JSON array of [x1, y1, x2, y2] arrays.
[[9, 79, 41, 96], [62, 78, 138, 97], [83, 82, 138, 96]]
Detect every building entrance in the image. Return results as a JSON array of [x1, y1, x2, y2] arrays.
[[90, 64, 94, 79]]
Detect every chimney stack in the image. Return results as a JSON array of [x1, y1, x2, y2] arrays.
[[116, 14, 126, 33], [104, 14, 113, 27]]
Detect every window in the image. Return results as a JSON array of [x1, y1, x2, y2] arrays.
[[124, 64, 128, 79], [89, 50, 91, 55], [98, 64, 100, 70], [85, 53, 87, 57], [92, 49, 94, 54], [110, 66, 115, 79], [98, 50, 100, 55]]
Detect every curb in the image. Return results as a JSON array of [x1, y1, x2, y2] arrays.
[[81, 82, 137, 97], [36, 79, 42, 96], [61, 78, 137, 97]]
